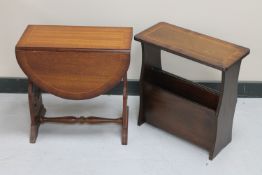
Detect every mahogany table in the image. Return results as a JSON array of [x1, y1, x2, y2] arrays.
[[134, 22, 250, 159], [16, 25, 132, 145]]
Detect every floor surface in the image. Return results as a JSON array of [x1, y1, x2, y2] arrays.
[[0, 94, 261, 175]]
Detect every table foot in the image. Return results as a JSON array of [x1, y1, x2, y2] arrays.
[[121, 106, 129, 145], [30, 125, 39, 143]]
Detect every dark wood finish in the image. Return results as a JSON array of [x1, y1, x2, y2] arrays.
[[135, 22, 249, 159], [144, 82, 217, 150], [16, 25, 132, 144], [135, 22, 250, 70], [138, 43, 162, 125], [211, 61, 241, 159], [145, 68, 220, 110]]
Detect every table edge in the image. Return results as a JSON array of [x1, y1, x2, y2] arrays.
[[134, 22, 250, 71]]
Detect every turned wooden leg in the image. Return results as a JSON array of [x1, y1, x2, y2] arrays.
[[28, 81, 46, 143], [209, 61, 241, 160], [121, 74, 129, 145], [138, 43, 162, 126]]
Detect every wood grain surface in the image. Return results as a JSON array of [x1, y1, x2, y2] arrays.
[[134, 22, 249, 70], [16, 25, 132, 100], [135, 23, 249, 159], [16, 51, 130, 100], [16, 25, 132, 144], [16, 25, 132, 52], [143, 81, 216, 150]]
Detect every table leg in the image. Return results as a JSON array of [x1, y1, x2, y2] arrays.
[[138, 43, 162, 125], [210, 61, 241, 160], [122, 73, 129, 145], [28, 81, 46, 143]]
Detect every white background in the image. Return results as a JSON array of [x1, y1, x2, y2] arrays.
[[0, 0, 261, 81]]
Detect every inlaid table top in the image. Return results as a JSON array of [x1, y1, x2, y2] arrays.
[[16, 25, 132, 52], [134, 22, 249, 70], [16, 25, 133, 100]]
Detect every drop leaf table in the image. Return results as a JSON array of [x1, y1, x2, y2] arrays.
[[16, 25, 132, 145], [134, 22, 249, 159]]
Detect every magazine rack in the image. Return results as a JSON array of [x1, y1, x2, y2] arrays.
[[135, 22, 249, 159]]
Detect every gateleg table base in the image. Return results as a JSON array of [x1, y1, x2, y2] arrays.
[[28, 75, 129, 145]]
